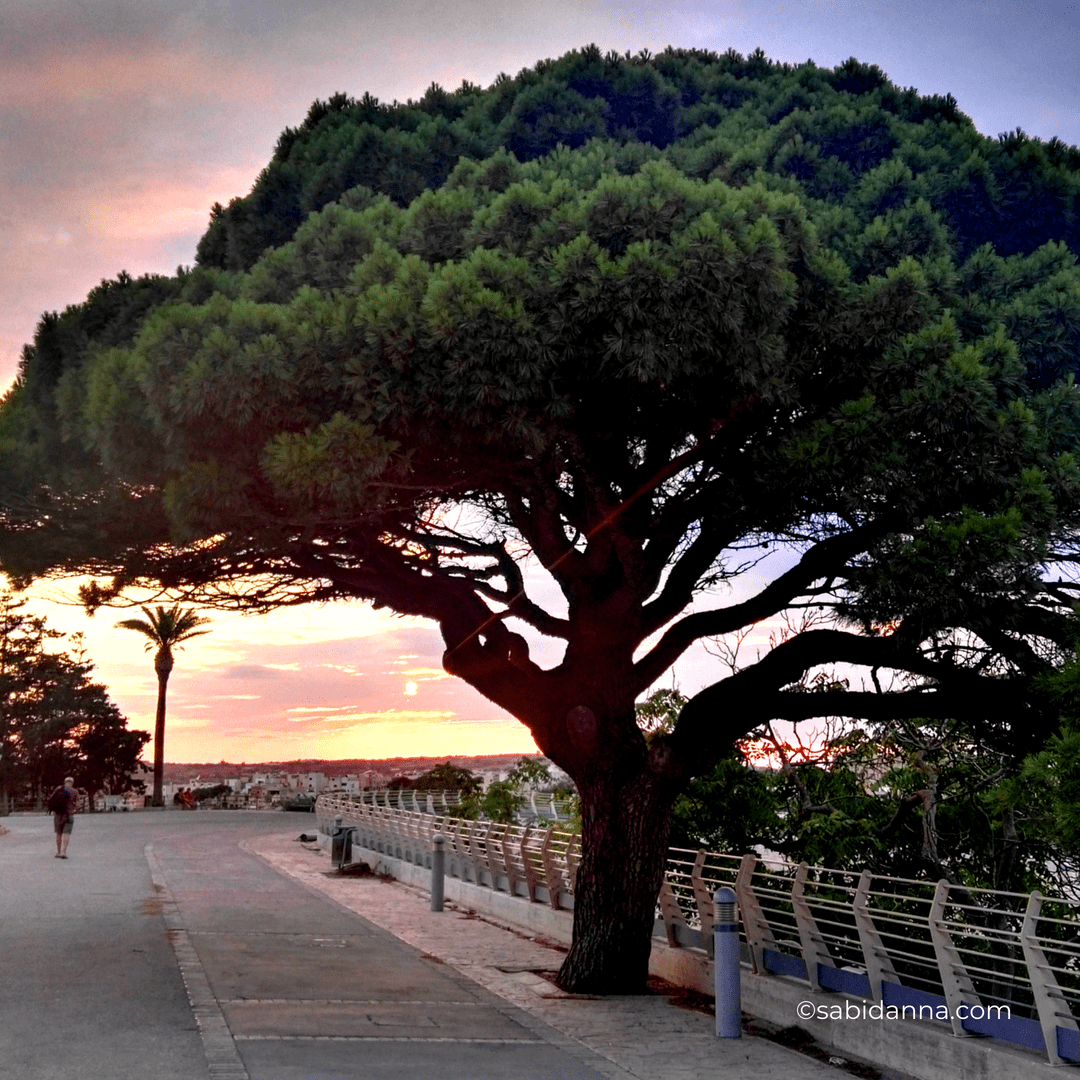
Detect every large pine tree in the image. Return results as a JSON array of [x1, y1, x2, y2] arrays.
[[2, 47, 1080, 990]]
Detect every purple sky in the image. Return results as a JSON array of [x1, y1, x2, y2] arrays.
[[3, 0, 1079, 762]]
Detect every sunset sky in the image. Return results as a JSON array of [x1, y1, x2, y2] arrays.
[[2, 0, 1079, 763]]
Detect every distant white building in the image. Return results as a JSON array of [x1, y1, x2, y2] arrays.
[[326, 775, 361, 794], [544, 761, 573, 791], [295, 772, 326, 794]]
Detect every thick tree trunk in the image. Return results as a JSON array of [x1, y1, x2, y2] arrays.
[[556, 767, 675, 994], [152, 672, 168, 806]]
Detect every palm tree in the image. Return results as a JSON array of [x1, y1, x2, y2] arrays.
[[117, 605, 211, 806]]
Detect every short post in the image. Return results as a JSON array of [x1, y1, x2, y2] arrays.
[[714, 886, 741, 1038], [331, 815, 352, 869], [431, 832, 445, 912]]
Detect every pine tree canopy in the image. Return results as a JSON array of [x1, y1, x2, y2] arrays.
[[3, 43, 1080, 765]]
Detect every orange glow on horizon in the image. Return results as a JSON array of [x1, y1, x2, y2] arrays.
[[154, 715, 539, 763]]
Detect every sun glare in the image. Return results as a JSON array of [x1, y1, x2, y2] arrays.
[[404, 681, 418, 696]]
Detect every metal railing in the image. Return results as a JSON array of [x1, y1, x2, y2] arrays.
[[333, 786, 574, 822], [316, 792, 1080, 1066], [318, 791, 579, 909]]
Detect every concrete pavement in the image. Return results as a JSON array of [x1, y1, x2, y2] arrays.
[[150, 819, 608, 1079], [1, 808, 212, 1080], [249, 832, 873, 1080], [1, 810, 881, 1079]]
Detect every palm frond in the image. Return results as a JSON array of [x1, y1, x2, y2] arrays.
[[116, 605, 212, 649]]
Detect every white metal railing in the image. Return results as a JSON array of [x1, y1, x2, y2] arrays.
[[332, 786, 574, 821], [316, 792, 1080, 1066], [318, 791, 579, 909]]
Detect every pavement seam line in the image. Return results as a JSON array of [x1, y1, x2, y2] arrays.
[[145, 843, 250, 1080], [223, 998, 488, 1006], [233, 1035, 549, 1043]]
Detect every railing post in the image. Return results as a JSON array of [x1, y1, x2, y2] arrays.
[[691, 849, 716, 958], [563, 831, 579, 894], [735, 853, 777, 974], [430, 833, 445, 912], [853, 870, 899, 1002], [791, 863, 832, 991], [714, 886, 741, 1038], [657, 880, 685, 948], [483, 821, 500, 887], [520, 824, 538, 902], [540, 826, 563, 909], [502, 824, 520, 895], [928, 880, 980, 1038], [1021, 890, 1079, 1065], [453, 817, 468, 879], [466, 819, 484, 882]]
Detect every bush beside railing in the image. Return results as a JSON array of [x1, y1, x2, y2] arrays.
[[318, 790, 1080, 1067]]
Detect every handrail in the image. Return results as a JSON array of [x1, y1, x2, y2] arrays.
[[316, 791, 1080, 1067]]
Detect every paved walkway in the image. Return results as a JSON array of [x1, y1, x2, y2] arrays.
[[1, 810, 211, 1080], [152, 823, 611, 1080], [247, 832, 852, 1080], [2, 812, 883, 1079]]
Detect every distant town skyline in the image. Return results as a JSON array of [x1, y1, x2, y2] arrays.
[[3, 0, 1079, 762]]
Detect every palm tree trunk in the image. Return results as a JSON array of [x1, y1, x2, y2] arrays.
[[152, 671, 168, 806]]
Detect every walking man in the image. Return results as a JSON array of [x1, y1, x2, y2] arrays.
[[49, 776, 78, 859]]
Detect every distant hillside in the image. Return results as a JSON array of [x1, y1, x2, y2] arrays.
[[158, 753, 540, 784]]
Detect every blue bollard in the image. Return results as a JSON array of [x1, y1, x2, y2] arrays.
[[714, 886, 741, 1038], [431, 833, 445, 912]]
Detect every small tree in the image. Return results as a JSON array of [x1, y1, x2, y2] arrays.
[[389, 762, 482, 795], [116, 605, 210, 806], [0, 595, 147, 811]]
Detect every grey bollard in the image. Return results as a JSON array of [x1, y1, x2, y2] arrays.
[[330, 814, 352, 869], [714, 886, 741, 1038], [430, 833, 445, 912]]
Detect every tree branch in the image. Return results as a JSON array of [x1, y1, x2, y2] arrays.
[[633, 529, 876, 689], [660, 626, 1036, 777]]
